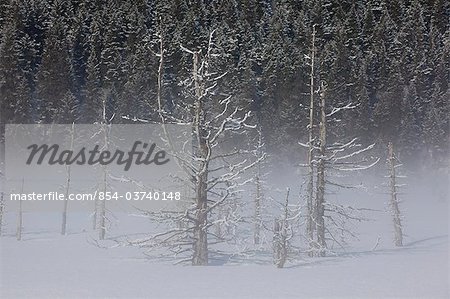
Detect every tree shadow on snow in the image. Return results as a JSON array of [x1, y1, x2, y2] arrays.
[[285, 234, 448, 269]]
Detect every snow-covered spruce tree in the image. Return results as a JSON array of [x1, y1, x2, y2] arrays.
[[35, 4, 75, 124], [0, 10, 32, 237], [0, 11, 33, 125], [83, 15, 104, 124], [387, 142, 404, 247], [129, 30, 263, 266]]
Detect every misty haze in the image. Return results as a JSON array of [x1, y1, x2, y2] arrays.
[[0, 0, 448, 298]]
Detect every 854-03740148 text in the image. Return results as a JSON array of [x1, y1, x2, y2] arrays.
[[9, 191, 181, 201]]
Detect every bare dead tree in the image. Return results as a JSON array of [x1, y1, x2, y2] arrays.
[[388, 142, 403, 247], [300, 78, 379, 256], [89, 91, 113, 240], [305, 24, 317, 257], [16, 178, 24, 241], [0, 103, 5, 237], [314, 81, 327, 256], [254, 172, 262, 245], [0, 192, 3, 236], [0, 170, 4, 237], [186, 33, 263, 265], [273, 188, 291, 268], [156, 17, 165, 125], [61, 122, 74, 235], [254, 128, 265, 245], [0, 121, 4, 237], [190, 48, 209, 265], [125, 30, 263, 265], [98, 95, 111, 240]]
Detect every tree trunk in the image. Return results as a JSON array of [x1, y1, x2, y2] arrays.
[[17, 198, 22, 241], [61, 123, 74, 235], [0, 121, 5, 237], [388, 142, 403, 246], [306, 25, 316, 256], [254, 174, 262, 245], [192, 185, 208, 265], [0, 192, 4, 236], [99, 169, 107, 240], [273, 219, 283, 268], [61, 195, 69, 235], [92, 200, 98, 230], [215, 203, 224, 240], [0, 122, 3, 171], [156, 21, 164, 122], [192, 51, 209, 265], [315, 83, 327, 256], [192, 152, 208, 265], [99, 97, 108, 240], [274, 188, 290, 268], [17, 179, 24, 241]]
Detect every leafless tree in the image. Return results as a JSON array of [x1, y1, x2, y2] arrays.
[[314, 81, 328, 256], [98, 95, 112, 240], [16, 178, 24, 241], [387, 142, 404, 246], [305, 24, 317, 257], [91, 91, 113, 240], [0, 120, 4, 237], [61, 122, 74, 235], [126, 30, 263, 265], [0, 192, 4, 236], [300, 79, 379, 256], [273, 188, 292, 268], [299, 25, 380, 256], [253, 128, 266, 245]]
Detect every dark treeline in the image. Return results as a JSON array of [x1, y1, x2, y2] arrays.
[[0, 0, 448, 168]]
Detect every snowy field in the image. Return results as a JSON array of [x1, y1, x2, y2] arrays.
[[1, 182, 448, 298]]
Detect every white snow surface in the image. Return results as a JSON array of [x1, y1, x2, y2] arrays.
[[1, 181, 449, 298]]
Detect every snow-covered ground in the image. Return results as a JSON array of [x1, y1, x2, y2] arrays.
[[1, 181, 448, 298]]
